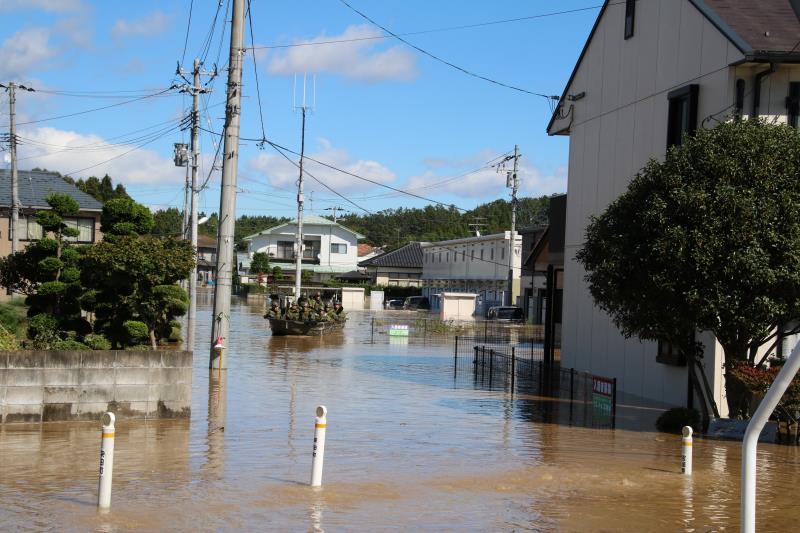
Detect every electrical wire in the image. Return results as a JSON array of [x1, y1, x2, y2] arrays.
[[252, 3, 614, 50], [336, 0, 560, 101], [181, 0, 195, 65], [246, 0, 267, 142], [198, 0, 225, 64], [17, 86, 179, 126]]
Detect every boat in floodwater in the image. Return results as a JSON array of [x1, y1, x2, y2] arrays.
[[267, 318, 346, 336]]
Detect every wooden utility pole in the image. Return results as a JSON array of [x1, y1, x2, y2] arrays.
[[209, 0, 245, 369]]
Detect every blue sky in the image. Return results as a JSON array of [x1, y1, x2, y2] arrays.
[[0, 0, 600, 218]]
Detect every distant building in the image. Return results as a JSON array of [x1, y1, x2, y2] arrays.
[[420, 232, 522, 316], [0, 169, 102, 258], [243, 214, 364, 282], [547, 0, 800, 414], [358, 242, 423, 287], [357, 243, 383, 263], [196, 234, 217, 284]]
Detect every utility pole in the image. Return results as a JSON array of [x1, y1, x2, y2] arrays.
[[209, 0, 245, 369], [504, 145, 520, 306], [325, 206, 344, 222], [177, 58, 214, 353], [4, 83, 19, 255], [293, 74, 314, 301], [294, 106, 307, 300]]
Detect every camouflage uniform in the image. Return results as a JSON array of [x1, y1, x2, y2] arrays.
[[333, 303, 347, 322], [285, 304, 300, 321], [266, 303, 282, 319]]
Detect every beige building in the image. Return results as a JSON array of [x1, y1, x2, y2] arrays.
[[548, 0, 800, 415], [0, 170, 102, 258]]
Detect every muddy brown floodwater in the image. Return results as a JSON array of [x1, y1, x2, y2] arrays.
[[1, 292, 799, 532]]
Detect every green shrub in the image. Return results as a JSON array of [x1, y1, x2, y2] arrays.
[[123, 320, 149, 344], [125, 344, 153, 351], [241, 283, 267, 295], [84, 333, 112, 350], [27, 313, 58, 339], [655, 407, 701, 434], [0, 302, 25, 336], [52, 339, 89, 350]]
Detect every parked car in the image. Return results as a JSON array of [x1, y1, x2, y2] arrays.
[[486, 306, 524, 322], [384, 298, 405, 310], [403, 296, 430, 310]]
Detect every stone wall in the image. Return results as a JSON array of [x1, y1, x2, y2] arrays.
[[0, 350, 192, 424]]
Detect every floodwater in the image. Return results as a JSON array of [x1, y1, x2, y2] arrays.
[[1, 292, 799, 532]]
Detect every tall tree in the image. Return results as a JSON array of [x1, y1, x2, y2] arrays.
[[576, 119, 800, 416], [152, 207, 184, 237]]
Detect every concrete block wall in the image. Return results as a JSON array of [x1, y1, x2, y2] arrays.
[[0, 350, 192, 424]]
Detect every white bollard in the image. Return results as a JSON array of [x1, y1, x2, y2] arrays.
[[681, 426, 693, 475], [310, 405, 327, 487], [97, 412, 116, 509]]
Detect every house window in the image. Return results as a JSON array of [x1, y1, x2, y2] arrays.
[[446, 252, 449, 262], [735, 79, 746, 118], [471, 250, 475, 261], [501, 247, 505, 260], [656, 340, 688, 366], [787, 82, 800, 128], [480, 249, 484, 260], [330, 243, 347, 254], [63, 218, 95, 243], [490, 248, 494, 260], [18, 216, 43, 241], [666, 84, 699, 148], [303, 240, 319, 259], [624, 0, 635, 39], [277, 240, 294, 259], [438, 252, 442, 263]]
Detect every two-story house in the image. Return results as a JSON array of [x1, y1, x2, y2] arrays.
[[421, 232, 522, 316], [0, 169, 102, 257], [548, 0, 800, 415], [244, 214, 364, 282]]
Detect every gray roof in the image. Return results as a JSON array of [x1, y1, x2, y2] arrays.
[[358, 242, 423, 269], [0, 170, 103, 211], [244, 214, 365, 239]]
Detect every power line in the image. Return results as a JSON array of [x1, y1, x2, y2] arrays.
[[246, 0, 267, 141], [250, 4, 611, 50], [181, 0, 195, 65], [17, 86, 179, 126], [336, 0, 560, 101]]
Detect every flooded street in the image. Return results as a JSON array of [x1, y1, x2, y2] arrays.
[[2, 292, 800, 532]]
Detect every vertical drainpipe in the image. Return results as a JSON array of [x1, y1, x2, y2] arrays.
[[751, 63, 777, 118]]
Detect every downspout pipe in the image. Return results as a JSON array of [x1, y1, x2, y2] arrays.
[[752, 63, 777, 118], [741, 340, 800, 532]]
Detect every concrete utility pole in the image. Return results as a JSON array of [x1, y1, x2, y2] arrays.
[[505, 145, 520, 306], [325, 206, 344, 223], [7, 83, 19, 255], [294, 106, 307, 300], [209, 0, 246, 369]]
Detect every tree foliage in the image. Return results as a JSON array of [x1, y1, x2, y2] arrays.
[[250, 252, 270, 275], [101, 197, 155, 236], [151, 207, 184, 237], [577, 120, 800, 414]]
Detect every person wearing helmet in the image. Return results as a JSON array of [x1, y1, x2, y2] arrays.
[[333, 302, 346, 322], [285, 302, 300, 321], [265, 301, 282, 319]]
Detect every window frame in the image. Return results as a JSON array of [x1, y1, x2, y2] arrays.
[[330, 242, 347, 254], [787, 82, 800, 128], [624, 0, 635, 39], [666, 84, 699, 149]]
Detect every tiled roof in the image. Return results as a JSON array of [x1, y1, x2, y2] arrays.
[[358, 242, 423, 268], [698, 0, 800, 55], [243, 214, 365, 239], [0, 170, 103, 210], [197, 233, 217, 249]]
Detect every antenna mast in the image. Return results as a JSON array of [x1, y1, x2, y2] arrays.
[[293, 74, 315, 300]]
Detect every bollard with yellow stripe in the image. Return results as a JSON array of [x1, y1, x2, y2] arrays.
[[310, 405, 327, 487], [98, 412, 116, 509], [681, 426, 693, 475]]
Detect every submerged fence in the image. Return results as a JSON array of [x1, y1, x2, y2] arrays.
[[370, 316, 545, 346], [453, 336, 617, 429]]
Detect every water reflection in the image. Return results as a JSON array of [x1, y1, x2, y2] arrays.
[[0, 298, 799, 531]]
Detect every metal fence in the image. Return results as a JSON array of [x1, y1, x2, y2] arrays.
[[370, 316, 544, 346], [453, 337, 617, 429]]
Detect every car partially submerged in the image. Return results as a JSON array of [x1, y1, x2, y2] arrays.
[[384, 298, 405, 310], [486, 306, 524, 322]]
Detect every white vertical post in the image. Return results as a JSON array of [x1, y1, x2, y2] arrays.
[[97, 412, 116, 509], [742, 342, 800, 533], [310, 405, 327, 487], [681, 426, 693, 475]]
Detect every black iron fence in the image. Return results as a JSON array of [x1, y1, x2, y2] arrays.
[[453, 336, 617, 429], [370, 316, 544, 346]]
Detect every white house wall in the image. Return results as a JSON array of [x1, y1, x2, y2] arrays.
[[248, 222, 360, 271], [556, 0, 751, 407]]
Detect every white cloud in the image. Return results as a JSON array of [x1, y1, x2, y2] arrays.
[[0, 0, 85, 12], [111, 11, 171, 39], [16, 126, 183, 185], [405, 155, 567, 199], [267, 25, 417, 82], [0, 27, 58, 79], [248, 138, 396, 194]]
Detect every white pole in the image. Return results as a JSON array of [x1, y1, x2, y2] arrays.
[[741, 341, 800, 533], [310, 405, 327, 487], [681, 426, 693, 475], [97, 412, 116, 509]]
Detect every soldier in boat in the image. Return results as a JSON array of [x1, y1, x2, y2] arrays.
[[285, 302, 300, 321], [310, 292, 324, 312], [332, 302, 346, 322], [299, 301, 318, 322], [265, 301, 282, 319], [317, 303, 331, 322]]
